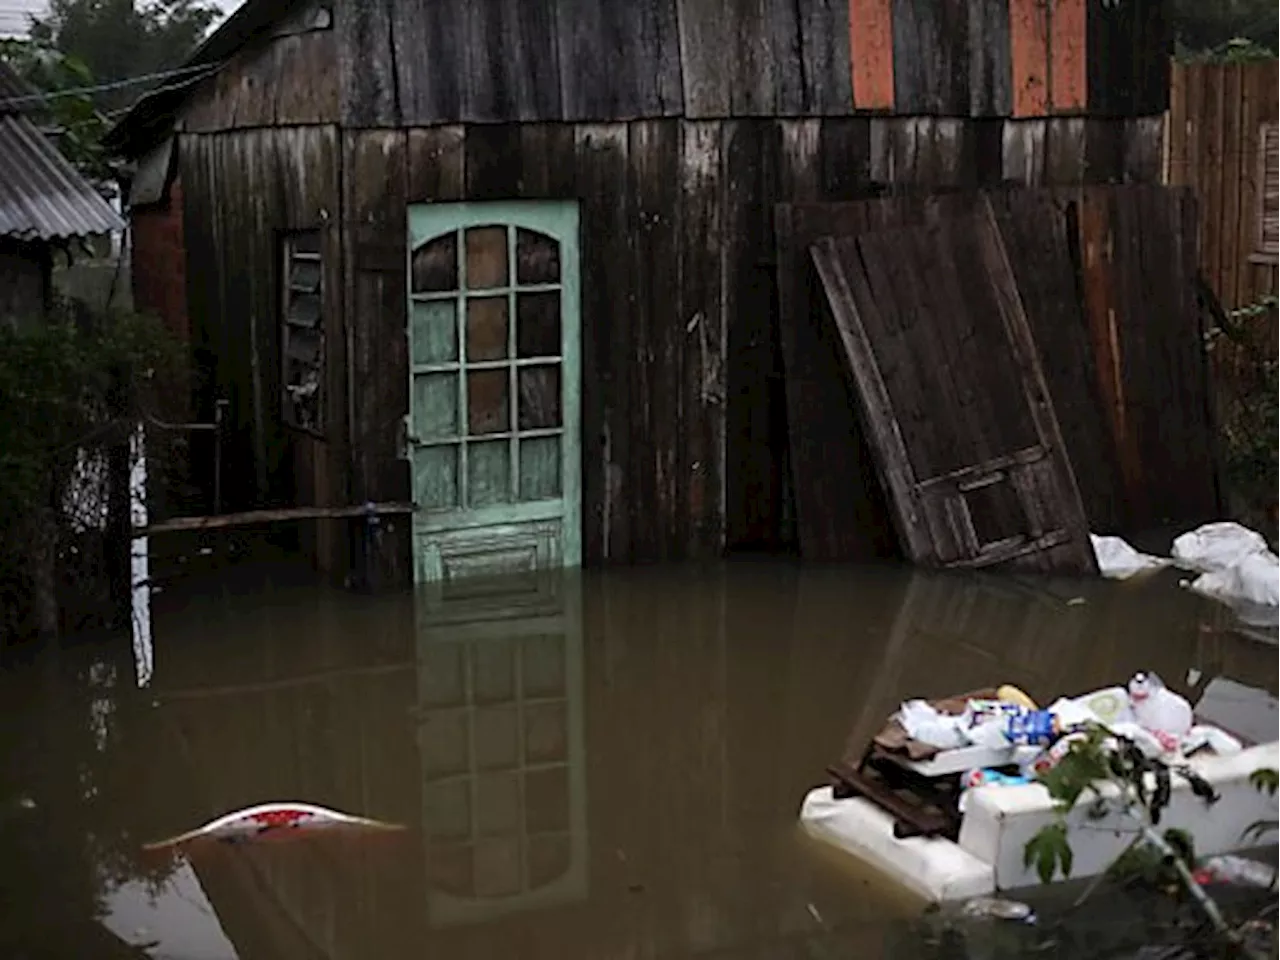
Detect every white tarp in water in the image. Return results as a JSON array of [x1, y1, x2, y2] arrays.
[[1172, 522, 1279, 627], [1089, 534, 1169, 580]]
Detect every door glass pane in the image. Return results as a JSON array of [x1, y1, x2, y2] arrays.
[[475, 772, 521, 835], [474, 705, 518, 769], [427, 843, 474, 897], [290, 259, 322, 292], [472, 639, 515, 702], [414, 444, 459, 510], [414, 373, 459, 440], [468, 439, 512, 506], [524, 766, 569, 832], [518, 366, 561, 430], [412, 233, 458, 293], [468, 370, 510, 435], [516, 228, 559, 284], [516, 291, 560, 358], [528, 834, 572, 888], [524, 701, 567, 763], [473, 838, 521, 897], [411, 300, 458, 364], [288, 293, 321, 328], [466, 296, 509, 361], [521, 634, 566, 696], [423, 779, 471, 839], [518, 436, 560, 500], [465, 226, 508, 289]]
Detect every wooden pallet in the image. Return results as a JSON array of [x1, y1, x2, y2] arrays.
[[828, 744, 964, 840]]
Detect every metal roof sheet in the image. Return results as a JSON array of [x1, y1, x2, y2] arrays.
[[0, 61, 124, 240]]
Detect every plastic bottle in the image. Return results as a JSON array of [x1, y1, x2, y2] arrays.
[[1195, 855, 1277, 888]]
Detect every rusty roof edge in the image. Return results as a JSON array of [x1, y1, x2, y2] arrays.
[[102, 0, 298, 157]]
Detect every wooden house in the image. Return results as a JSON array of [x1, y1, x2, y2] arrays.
[[0, 60, 123, 324], [106, 0, 1173, 586]]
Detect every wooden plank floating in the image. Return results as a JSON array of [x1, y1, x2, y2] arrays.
[[134, 503, 416, 538], [808, 205, 1097, 575]]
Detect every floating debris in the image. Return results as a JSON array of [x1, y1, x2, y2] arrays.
[[141, 802, 405, 851], [958, 896, 1036, 923]]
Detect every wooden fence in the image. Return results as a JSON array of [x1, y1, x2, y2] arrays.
[[1164, 60, 1279, 312]]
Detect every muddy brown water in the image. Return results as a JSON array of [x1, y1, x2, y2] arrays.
[[0, 558, 1275, 959]]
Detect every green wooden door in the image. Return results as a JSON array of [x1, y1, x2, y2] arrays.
[[406, 202, 581, 585]]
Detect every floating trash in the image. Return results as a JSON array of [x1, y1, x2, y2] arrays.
[[958, 896, 1037, 923], [141, 802, 405, 851]]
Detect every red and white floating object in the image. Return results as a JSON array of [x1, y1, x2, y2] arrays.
[[142, 802, 405, 851]]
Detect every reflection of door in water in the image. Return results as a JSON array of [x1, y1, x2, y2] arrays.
[[406, 202, 581, 584], [415, 573, 587, 926]]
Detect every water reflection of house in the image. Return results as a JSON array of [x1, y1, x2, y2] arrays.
[[132, 570, 918, 958]]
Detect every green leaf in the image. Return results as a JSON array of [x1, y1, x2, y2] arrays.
[[1025, 822, 1073, 884]]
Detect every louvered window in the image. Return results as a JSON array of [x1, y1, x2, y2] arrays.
[[282, 231, 325, 434], [1254, 123, 1278, 265]]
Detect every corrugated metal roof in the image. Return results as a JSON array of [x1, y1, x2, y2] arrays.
[[0, 60, 124, 240]]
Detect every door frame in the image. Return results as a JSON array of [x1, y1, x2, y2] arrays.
[[405, 201, 583, 583]]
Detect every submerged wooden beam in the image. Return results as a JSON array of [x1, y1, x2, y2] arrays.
[[133, 502, 415, 538]]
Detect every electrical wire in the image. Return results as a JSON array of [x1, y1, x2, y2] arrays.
[[0, 60, 221, 110]]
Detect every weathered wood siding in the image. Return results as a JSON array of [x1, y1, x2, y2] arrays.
[[170, 113, 1162, 574], [178, 129, 347, 571], [1165, 60, 1279, 312], [181, 5, 339, 131], [335, 0, 1169, 127]]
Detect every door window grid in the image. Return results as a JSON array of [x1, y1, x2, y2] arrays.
[[410, 225, 564, 512], [420, 633, 572, 900], [281, 230, 324, 434]]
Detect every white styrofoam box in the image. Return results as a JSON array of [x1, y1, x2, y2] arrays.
[[799, 787, 995, 903], [898, 743, 1020, 778], [958, 742, 1280, 892]]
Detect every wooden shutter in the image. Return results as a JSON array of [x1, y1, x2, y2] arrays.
[[1255, 123, 1279, 265]]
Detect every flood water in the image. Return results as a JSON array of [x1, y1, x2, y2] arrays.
[[0, 557, 1275, 959]]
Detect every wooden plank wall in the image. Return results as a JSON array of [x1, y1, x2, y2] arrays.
[[178, 129, 348, 571], [1165, 60, 1279, 312], [175, 117, 1164, 574], [334, 0, 1170, 127]]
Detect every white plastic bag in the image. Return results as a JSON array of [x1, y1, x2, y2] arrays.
[[1090, 534, 1170, 580], [1054, 686, 1135, 727], [1187, 550, 1279, 609], [896, 700, 969, 749], [1172, 522, 1271, 574], [1180, 725, 1243, 756]]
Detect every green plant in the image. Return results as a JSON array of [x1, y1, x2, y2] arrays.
[[0, 40, 112, 186], [1205, 294, 1279, 532], [0, 299, 179, 642], [1024, 725, 1278, 959]]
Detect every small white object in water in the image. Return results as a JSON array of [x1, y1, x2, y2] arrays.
[[141, 802, 405, 851], [959, 896, 1036, 922]]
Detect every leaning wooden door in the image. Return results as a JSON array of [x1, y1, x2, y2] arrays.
[[406, 202, 581, 584], [808, 205, 1097, 576]]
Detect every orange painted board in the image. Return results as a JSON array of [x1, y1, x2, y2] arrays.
[[1008, 0, 1049, 117], [848, 0, 894, 111], [1049, 0, 1087, 112]]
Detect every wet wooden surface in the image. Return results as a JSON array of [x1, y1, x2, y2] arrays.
[[810, 211, 1097, 574], [172, 114, 1168, 577], [773, 185, 1218, 559], [320, 0, 1169, 127]]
